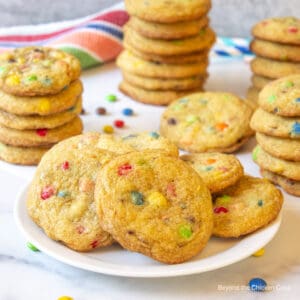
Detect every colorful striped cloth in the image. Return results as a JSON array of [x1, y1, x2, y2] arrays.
[[0, 8, 129, 69], [0, 6, 252, 69]]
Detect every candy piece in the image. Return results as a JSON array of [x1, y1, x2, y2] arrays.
[[249, 278, 267, 292], [114, 120, 125, 128], [36, 128, 48, 137], [57, 296, 73, 300], [206, 158, 216, 165], [41, 186, 55, 200], [205, 166, 214, 171], [118, 163, 132, 176], [26, 75, 38, 82], [38, 99, 50, 112], [179, 224, 193, 239], [284, 80, 294, 88], [106, 94, 117, 102], [149, 132, 159, 139], [90, 240, 98, 248], [268, 95, 276, 103], [252, 146, 260, 161], [215, 122, 229, 131], [131, 191, 144, 205], [214, 206, 229, 214], [252, 248, 265, 257], [291, 122, 300, 135], [103, 125, 114, 134], [295, 98, 300, 103], [27, 242, 39, 252], [96, 107, 106, 115], [186, 115, 198, 124], [257, 199, 264, 207], [287, 26, 298, 33], [147, 191, 168, 207], [61, 161, 70, 170], [42, 77, 52, 86], [168, 118, 177, 125], [122, 108, 133, 116], [58, 191, 68, 198], [7, 74, 20, 85]]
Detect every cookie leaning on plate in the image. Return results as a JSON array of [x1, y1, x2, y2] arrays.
[[27, 132, 115, 251], [181, 153, 244, 193], [94, 150, 213, 264], [213, 175, 283, 238], [125, 0, 211, 23], [0, 47, 81, 96], [160, 92, 254, 153]]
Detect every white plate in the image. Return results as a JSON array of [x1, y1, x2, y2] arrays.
[[15, 184, 282, 278]]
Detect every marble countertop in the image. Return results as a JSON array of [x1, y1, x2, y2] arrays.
[[1, 61, 300, 299]]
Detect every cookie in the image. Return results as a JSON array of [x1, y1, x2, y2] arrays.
[[251, 75, 273, 90], [125, 0, 211, 23], [252, 145, 300, 180], [119, 80, 201, 105], [124, 26, 216, 56], [122, 71, 206, 91], [213, 175, 283, 238], [261, 169, 300, 197], [246, 86, 260, 106], [0, 47, 81, 96], [0, 97, 82, 130], [96, 132, 179, 157], [252, 17, 300, 45], [27, 133, 115, 251], [160, 92, 254, 153], [117, 50, 208, 79], [127, 16, 209, 40], [124, 42, 209, 64], [0, 79, 82, 116], [0, 116, 83, 147], [181, 153, 244, 193], [250, 57, 300, 79], [250, 108, 300, 138], [258, 74, 300, 117], [250, 39, 300, 62], [0, 142, 50, 165], [94, 150, 213, 264], [256, 132, 300, 161]]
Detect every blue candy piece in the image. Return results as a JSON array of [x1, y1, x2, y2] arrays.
[[122, 108, 133, 116], [58, 191, 68, 198], [149, 132, 159, 139], [249, 278, 267, 292], [292, 122, 300, 136], [295, 98, 300, 103]]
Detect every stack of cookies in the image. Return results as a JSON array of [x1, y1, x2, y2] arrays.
[[251, 74, 300, 197], [117, 0, 216, 105], [0, 47, 84, 165], [248, 17, 300, 104]]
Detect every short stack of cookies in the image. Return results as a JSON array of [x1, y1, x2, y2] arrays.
[[248, 17, 300, 104], [117, 0, 216, 105], [0, 47, 84, 165], [251, 74, 300, 197]]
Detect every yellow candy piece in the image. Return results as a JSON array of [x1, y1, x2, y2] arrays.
[[17, 57, 25, 64], [147, 191, 168, 207], [103, 125, 114, 134], [252, 248, 265, 257], [57, 296, 73, 300], [6, 74, 20, 85], [38, 99, 51, 112]]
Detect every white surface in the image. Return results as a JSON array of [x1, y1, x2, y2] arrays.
[[15, 184, 282, 278], [1, 58, 300, 298]]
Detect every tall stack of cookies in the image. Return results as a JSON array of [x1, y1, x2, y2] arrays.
[[117, 0, 216, 105], [251, 75, 300, 197], [0, 47, 83, 165], [248, 17, 300, 104]]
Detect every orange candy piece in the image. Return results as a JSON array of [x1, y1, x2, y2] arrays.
[[215, 122, 229, 131]]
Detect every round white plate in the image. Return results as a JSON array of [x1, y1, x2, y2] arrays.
[[15, 184, 282, 278]]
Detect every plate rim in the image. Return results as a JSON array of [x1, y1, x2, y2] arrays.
[[15, 184, 282, 278]]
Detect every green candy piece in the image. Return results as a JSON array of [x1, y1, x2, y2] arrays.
[[179, 224, 193, 239], [27, 242, 39, 252], [131, 191, 144, 205], [285, 81, 294, 88], [252, 146, 261, 161], [0, 66, 6, 74], [257, 199, 264, 207], [27, 75, 38, 82], [268, 95, 276, 103], [199, 28, 206, 36], [219, 195, 231, 204], [106, 94, 117, 102], [186, 115, 198, 124]]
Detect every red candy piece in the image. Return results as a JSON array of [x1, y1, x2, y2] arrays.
[[36, 128, 48, 137], [114, 120, 125, 128], [41, 186, 55, 200], [118, 163, 132, 176], [90, 240, 98, 249], [61, 161, 70, 170], [214, 206, 229, 214], [288, 26, 298, 33], [166, 183, 177, 197]]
